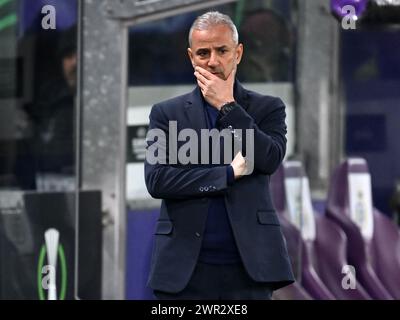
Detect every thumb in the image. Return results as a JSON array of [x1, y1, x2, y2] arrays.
[[233, 151, 242, 161]]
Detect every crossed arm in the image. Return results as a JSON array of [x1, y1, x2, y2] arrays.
[[144, 98, 287, 200]]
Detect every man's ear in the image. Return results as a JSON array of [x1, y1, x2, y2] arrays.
[[236, 43, 244, 65], [187, 48, 195, 68]]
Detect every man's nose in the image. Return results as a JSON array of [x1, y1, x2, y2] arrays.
[[207, 51, 219, 68]]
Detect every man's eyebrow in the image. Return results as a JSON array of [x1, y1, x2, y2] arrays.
[[195, 45, 229, 54], [195, 48, 210, 53]]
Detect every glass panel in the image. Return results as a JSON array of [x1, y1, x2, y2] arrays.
[[126, 0, 297, 202], [1, 0, 77, 191], [0, 0, 102, 301], [342, 26, 400, 217], [128, 0, 297, 86], [125, 0, 297, 299]]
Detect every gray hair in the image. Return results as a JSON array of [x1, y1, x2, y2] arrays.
[[188, 11, 239, 47]]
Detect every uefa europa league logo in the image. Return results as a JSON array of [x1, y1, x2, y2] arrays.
[[37, 229, 67, 300]]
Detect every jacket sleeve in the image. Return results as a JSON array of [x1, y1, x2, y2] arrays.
[[217, 97, 287, 175], [144, 103, 229, 200]]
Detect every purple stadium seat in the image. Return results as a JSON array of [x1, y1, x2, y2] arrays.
[[326, 158, 399, 299], [271, 163, 336, 299], [271, 165, 312, 300], [273, 161, 371, 299], [281, 161, 333, 299], [272, 213, 313, 300], [371, 208, 400, 298], [314, 214, 371, 299]]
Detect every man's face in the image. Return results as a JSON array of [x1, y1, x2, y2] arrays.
[[188, 24, 243, 80], [62, 52, 77, 90]]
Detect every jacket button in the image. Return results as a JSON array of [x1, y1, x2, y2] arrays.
[[199, 187, 203, 192], [195, 232, 201, 237], [204, 187, 209, 191]]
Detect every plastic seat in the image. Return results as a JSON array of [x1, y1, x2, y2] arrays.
[[271, 163, 335, 299], [273, 161, 370, 299], [270, 165, 312, 300], [326, 158, 398, 299], [272, 213, 313, 300]]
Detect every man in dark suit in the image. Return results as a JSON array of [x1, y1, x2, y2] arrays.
[[145, 11, 294, 300]]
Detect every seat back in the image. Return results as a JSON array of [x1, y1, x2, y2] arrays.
[[272, 161, 334, 299], [283, 161, 316, 241], [280, 161, 370, 299], [371, 209, 400, 298], [326, 158, 393, 299], [314, 215, 371, 299], [327, 158, 374, 241], [347, 158, 374, 241], [346, 160, 400, 298], [270, 164, 311, 299]]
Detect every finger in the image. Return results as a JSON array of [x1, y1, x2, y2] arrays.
[[195, 76, 209, 94], [194, 71, 208, 86], [195, 66, 213, 80], [197, 79, 207, 92], [234, 151, 242, 160]]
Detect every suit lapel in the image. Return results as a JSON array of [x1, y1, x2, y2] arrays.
[[185, 86, 207, 135]]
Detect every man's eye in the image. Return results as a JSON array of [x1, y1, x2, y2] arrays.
[[219, 49, 228, 54], [198, 51, 208, 57]]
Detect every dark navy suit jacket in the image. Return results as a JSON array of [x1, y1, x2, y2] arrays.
[[145, 81, 295, 293]]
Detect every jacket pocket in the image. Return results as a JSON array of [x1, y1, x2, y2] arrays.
[[155, 220, 174, 235], [257, 210, 280, 226]]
